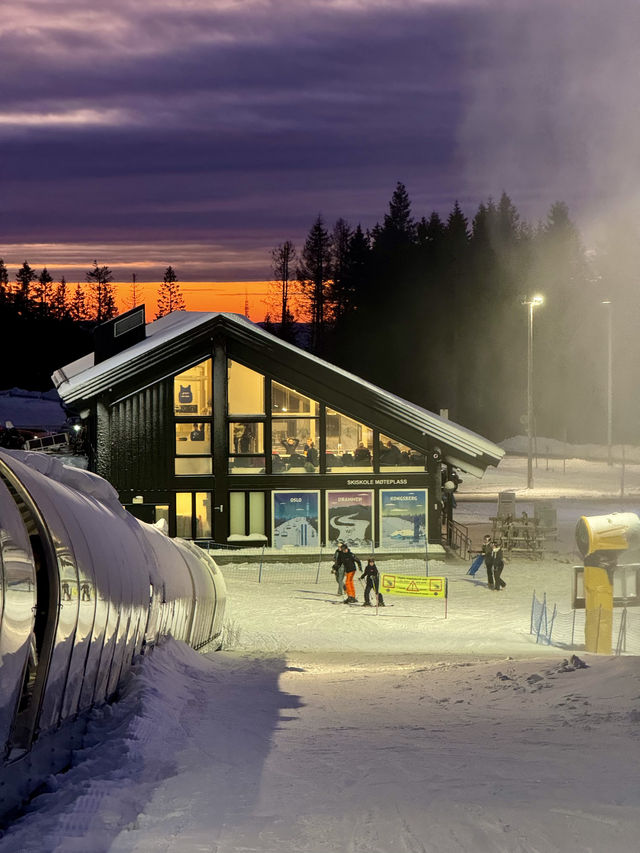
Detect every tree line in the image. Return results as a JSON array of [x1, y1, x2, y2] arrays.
[[267, 183, 637, 445], [0, 259, 186, 390]]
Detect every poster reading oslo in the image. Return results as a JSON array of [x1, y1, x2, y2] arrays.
[[327, 491, 373, 547], [380, 489, 427, 547], [272, 491, 320, 548]]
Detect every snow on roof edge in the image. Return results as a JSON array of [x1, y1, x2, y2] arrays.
[[53, 311, 503, 465]]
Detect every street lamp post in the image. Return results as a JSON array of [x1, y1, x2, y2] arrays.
[[602, 300, 613, 465], [523, 295, 544, 489]]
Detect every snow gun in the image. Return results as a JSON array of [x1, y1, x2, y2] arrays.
[[575, 512, 640, 564], [575, 512, 640, 655]]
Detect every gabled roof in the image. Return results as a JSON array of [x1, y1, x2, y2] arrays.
[[52, 312, 504, 476]]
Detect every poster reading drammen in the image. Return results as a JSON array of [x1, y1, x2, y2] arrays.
[[380, 489, 427, 548], [327, 490, 373, 548], [272, 491, 320, 548]]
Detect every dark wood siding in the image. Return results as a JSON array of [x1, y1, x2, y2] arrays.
[[106, 382, 171, 490]]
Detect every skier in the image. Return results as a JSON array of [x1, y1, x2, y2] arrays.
[[360, 558, 385, 607], [336, 544, 361, 603], [331, 542, 346, 596]]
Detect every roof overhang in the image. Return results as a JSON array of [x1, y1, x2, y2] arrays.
[[53, 312, 504, 476]]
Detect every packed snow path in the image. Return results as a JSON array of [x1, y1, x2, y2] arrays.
[[2, 641, 639, 853]]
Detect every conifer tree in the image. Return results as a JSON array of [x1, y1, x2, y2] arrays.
[[33, 267, 54, 313], [51, 277, 69, 319], [330, 219, 354, 321], [86, 260, 117, 322], [15, 261, 37, 308], [297, 216, 333, 352], [69, 283, 88, 321], [156, 266, 186, 319]]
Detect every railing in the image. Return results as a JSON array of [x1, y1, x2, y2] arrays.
[[446, 519, 471, 559], [24, 432, 69, 452]]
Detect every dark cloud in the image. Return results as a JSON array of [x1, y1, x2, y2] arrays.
[[2, 0, 639, 278]]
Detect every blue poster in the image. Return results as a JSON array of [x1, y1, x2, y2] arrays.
[[272, 491, 320, 548], [380, 489, 427, 548]]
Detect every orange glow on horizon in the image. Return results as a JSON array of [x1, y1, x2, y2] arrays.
[[110, 280, 273, 321]]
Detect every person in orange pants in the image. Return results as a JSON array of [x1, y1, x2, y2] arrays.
[[338, 545, 362, 603]]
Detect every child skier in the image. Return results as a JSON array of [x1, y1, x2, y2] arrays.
[[360, 558, 385, 607]]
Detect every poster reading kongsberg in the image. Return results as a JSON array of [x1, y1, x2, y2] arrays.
[[327, 491, 373, 547], [272, 491, 320, 548], [380, 489, 427, 548]]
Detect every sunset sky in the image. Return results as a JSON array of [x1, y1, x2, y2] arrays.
[[2, 0, 639, 304]]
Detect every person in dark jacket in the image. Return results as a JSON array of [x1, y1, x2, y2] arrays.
[[331, 542, 346, 596], [360, 558, 385, 606], [354, 442, 371, 465], [380, 440, 403, 466], [337, 545, 361, 603], [482, 534, 494, 589], [304, 438, 318, 467], [490, 541, 506, 590]]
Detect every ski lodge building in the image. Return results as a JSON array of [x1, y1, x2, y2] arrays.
[[52, 308, 503, 552]]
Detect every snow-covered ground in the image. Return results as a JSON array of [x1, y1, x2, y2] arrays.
[[1, 455, 640, 852]]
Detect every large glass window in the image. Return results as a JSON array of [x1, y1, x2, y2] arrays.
[[379, 434, 426, 471], [228, 361, 265, 415], [174, 360, 212, 417], [325, 410, 373, 472], [271, 418, 319, 472], [271, 382, 319, 473], [174, 359, 212, 475]]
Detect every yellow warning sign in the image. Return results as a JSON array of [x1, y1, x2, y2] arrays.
[[380, 574, 447, 598]]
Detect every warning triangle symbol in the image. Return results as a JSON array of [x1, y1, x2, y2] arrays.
[[406, 580, 419, 592]]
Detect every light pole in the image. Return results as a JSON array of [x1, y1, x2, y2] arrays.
[[523, 295, 544, 489], [602, 300, 613, 465]]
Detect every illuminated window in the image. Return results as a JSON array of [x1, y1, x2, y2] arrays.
[[173, 359, 212, 417], [325, 410, 373, 472], [270, 382, 319, 473], [228, 361, 265, 415], [175, 422, 211, 455], [228, 422, 265, 474], [379, 434, 425, 471], [229, 422, 264, 454], [175, 457, 212, 475], [271, 382, 319, 416], [271, 419, 319, 473], [176, 492, 211, 538], [176, 492, 192, 538], [229, 491, 266, 537], [195, 493, 212, 538], [155, 505, 169, 525]]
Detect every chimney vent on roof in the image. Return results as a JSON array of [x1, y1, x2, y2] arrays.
[[94, 305, 146, 364]]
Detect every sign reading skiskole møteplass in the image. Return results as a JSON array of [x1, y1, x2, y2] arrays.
[[346, 478, 409, 486]]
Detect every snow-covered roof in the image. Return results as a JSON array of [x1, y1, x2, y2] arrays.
[[53, 311, 504, 474]]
